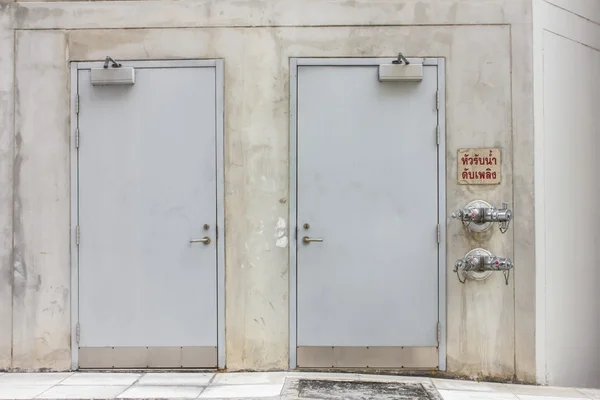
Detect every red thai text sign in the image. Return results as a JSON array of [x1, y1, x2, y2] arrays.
[[457, 148, 501, 185]]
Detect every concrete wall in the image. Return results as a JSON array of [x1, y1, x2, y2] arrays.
[[0, 0, 535, 381], [0, 2, 14, 371], [533, 0, 600, 389]]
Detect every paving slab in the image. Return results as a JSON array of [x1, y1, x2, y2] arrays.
[[212, 372, 286, 386], [137, 372, 214, 386], [0, 373, 72, 386], [505, 383, 588, 398], [117, 385, 204, 399], [0, 385, 53, 400], [200, 383, 283, 398], [59, 373, 141, 386], [0, 372, 596, 400], [438, 390, 517, 400], [36, 385, 129, 399], [433, 378, 512, 393]]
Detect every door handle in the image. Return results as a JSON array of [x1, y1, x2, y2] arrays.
[[302, 236, 323, 244], [190, 237, 211, 245]]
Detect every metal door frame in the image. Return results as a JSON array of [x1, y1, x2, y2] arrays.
[[288, 57, 447, 370], [70, 59, 226, 369]]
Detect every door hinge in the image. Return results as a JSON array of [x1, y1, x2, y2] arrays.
[[76, 129, 80, 148], [75, 95, 79, 114], [216, 225, 218, 239], [437, 321, 441, 343], [437, 224, 440, 244], [436, 90, 440, 110], [76, 322, 80, 344], [76, 225, 80, 246], [436, 125, 440, 145]]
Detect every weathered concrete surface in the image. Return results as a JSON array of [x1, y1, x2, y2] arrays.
[[0, 3, 14, 370], [2, 0, 536, 380], [439, 27, 514, 380], [70, 24, 518, 376], [14, 0, 525, 29], [511, 1, 536, 384], [12, 30, 71, 370]]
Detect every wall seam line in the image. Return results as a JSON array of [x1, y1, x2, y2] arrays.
[[543, 0, 600, 27], [542, 28, 600, 52], [508, 22, 517, 382], [540, 31, 548, 385], [10, 28, 16, 370], [12, 23, 512, 32]]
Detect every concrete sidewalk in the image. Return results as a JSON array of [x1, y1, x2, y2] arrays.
[[0, 371, 598, 399]]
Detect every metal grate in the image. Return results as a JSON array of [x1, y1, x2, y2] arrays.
[[297, 379, 438, 400]]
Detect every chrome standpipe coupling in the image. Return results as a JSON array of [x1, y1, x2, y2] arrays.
[[453, 248, 514, 285], [452, 200, 513, 233]]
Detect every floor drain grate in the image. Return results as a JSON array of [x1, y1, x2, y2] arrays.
[[297, 379, 439, 400]]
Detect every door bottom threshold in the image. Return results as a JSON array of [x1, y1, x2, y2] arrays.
[[78, 346, 217, 369], [297, 346, 438, 369], [77, 368, 219, 372]]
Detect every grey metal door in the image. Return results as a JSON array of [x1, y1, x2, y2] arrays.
[[295, 61, 441, 368], [76, 62, 220, 368]]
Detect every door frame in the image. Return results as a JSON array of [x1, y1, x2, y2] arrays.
[[69, 59, 226, 369], [288, 57, 447, 370]]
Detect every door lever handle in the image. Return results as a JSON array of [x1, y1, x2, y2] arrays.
[[190, 237, 211, 245], [302, 236, 323, 244]]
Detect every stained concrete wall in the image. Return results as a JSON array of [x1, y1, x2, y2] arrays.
[[0, 0, 535, 382], [0, 2, 14, 371], [533, 0, 600, 388]]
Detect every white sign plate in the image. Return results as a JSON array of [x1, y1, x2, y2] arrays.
[[457, 148, 501, 185]]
